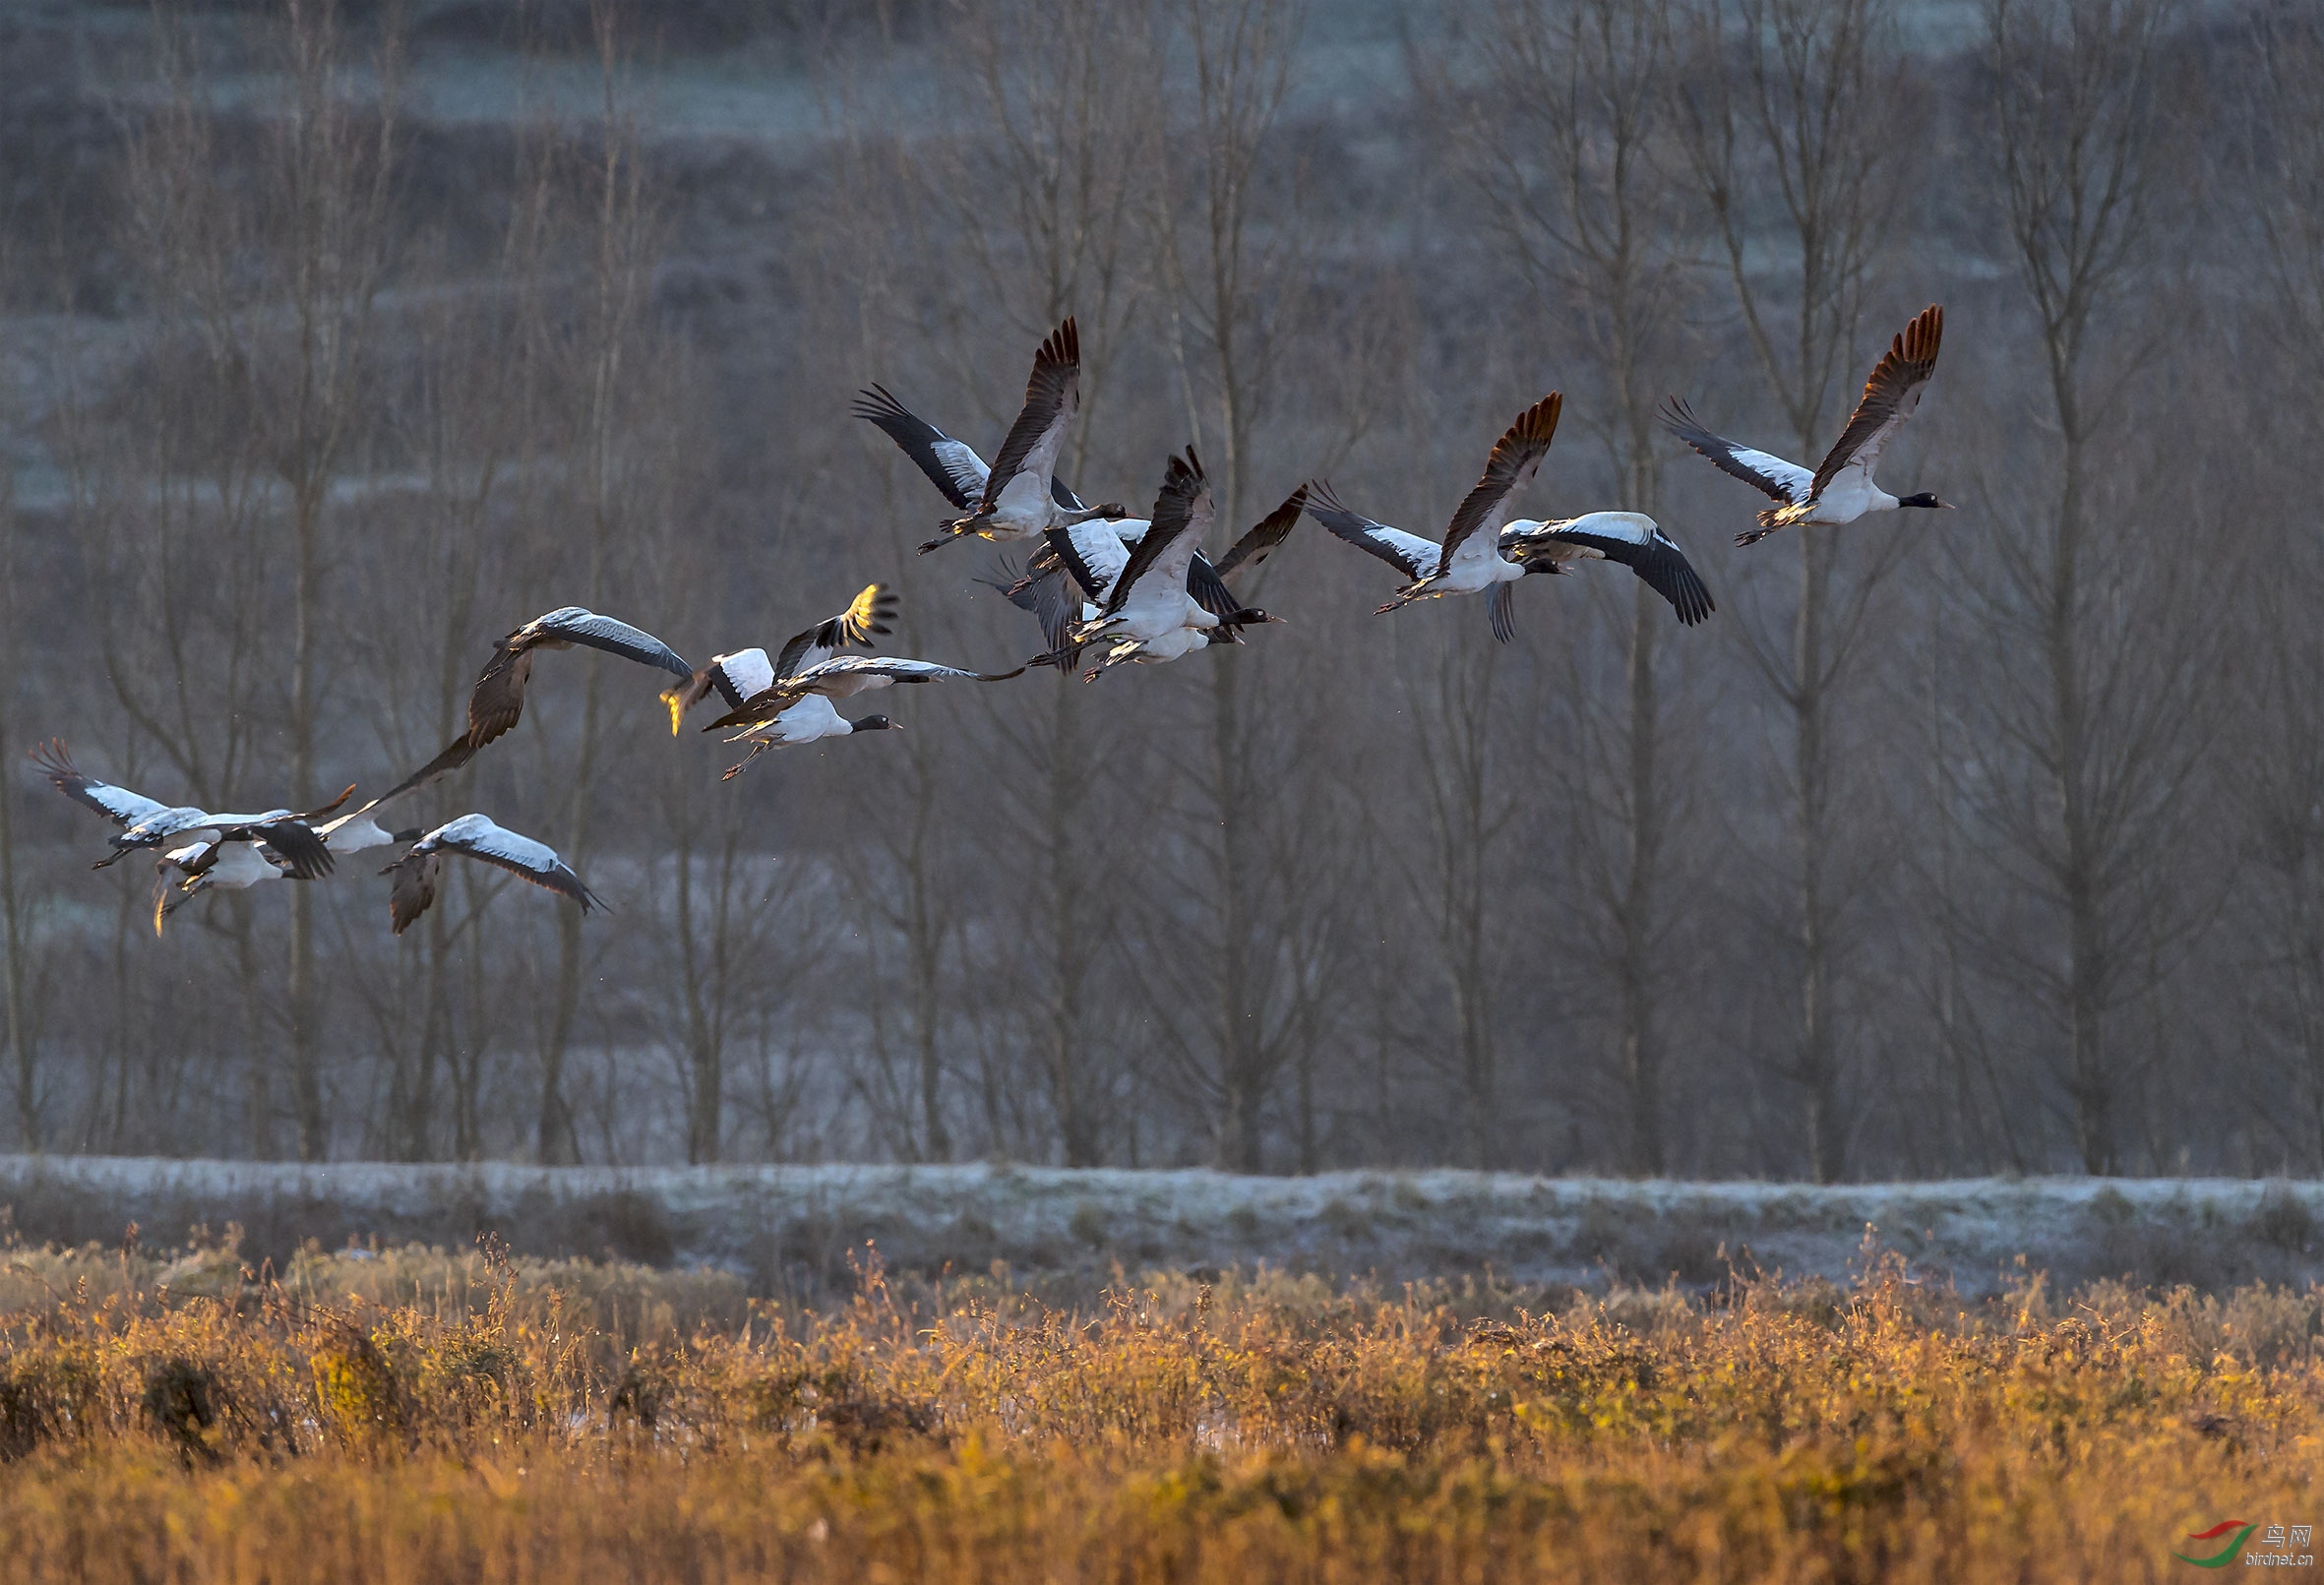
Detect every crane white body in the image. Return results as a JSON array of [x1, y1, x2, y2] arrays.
[[981, 464, 1072, 541], [194, 839, 283, 891], [1417, 531, 1524, 598], [740, 693, 854, 748]]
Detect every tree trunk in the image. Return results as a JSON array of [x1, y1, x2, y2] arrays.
[[1044, 684, 1100, 1166], [1213, 656, 1264, 1175], [906, 785, 951, 1163], [286, 471, 325, 1160], [1620, 579, 1664, 1176], [2049, 436, 2111, 1173], [539, 670, 600, 1165], [1797, 528, 1843, 1183]]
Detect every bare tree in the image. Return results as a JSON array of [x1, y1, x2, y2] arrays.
[[264, 0, 405, 1161], [646, 767, 826, 1165], [507, 10, 673, 1163], [2239, 9, 2324, 1168], [0, 342, 40, 1151], [870, 0, 1166, 1165], [1146, 0, 1315, 1171], [1454, 0, 1702, 1173], [1958, 0, 2220, 1174], [1387, 633, 1515, 1168], [1675, 0, 1907, 1180]]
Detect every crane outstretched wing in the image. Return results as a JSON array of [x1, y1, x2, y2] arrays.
[[471, 607, 693, 748], [1661, 397, 1813, 505], [1213, 485, 1309, 580], [979, 318, 1080, 511], [852, 386, 991, 510], [1440, 393, 1561, 569], [30, 740, 171, 828], [1810, 303, 1944, 499], [244, 819, 335, 881], [387, 813, 597, 936], [1306, 482, 1439, 580], [1046, 519, 1131, 606], [1513, 518, 1717, 627], [517, 608, 694, 676], [1105, 449, 1212, 615]]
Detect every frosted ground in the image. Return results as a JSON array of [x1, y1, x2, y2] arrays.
[[4, 1156, 2320, 1304]]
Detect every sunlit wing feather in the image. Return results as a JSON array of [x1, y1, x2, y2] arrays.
[[1809, 304, 1944, 498], [1439, 393, 1560, 568], [772, 583, 897, 681]]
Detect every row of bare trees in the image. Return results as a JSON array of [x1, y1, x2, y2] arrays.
[[0, 0, 2307, 1178]]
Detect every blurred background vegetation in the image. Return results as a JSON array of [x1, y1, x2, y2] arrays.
[[0, 0, 2312, 1186]]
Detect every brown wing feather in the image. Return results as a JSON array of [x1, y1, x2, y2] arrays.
[[298, 785, 357, 822], [379, 735, 477, 802], [1213, 485, 1308, 579], [979, 318, 1080, 510], [1809, 304, 1943, 500], [1104, 449, 1210, 615], [1440, 393, 1562, 565], [387, 850, 440, 936], [465, 646, 531, 750]]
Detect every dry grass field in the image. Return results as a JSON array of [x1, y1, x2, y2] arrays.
[[1, 1233, 2320, 1582]]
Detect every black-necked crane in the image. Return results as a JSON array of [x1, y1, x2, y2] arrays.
[[1664, 304, 1949, 547], [1002, 482, 1304, 670], [461, 607, 696, 752], [382, 814, 600, 936], [853, 384, 1095, 523], [31, 739, 343, 881], [1041, 450, 1302, 682], [1308, 394, 1563, 642], [901, 319, 1126, 556], [856, 381, 1255, 640], [660, 582, 898, 732], [703, 655, 1026, 779], [1500, 515, 1717, 627]]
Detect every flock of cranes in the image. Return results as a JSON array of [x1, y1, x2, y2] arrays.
[[31, 304, 1949, 939]]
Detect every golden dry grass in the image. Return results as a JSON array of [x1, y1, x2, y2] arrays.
[[0, 1233, 2319, 1581]]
